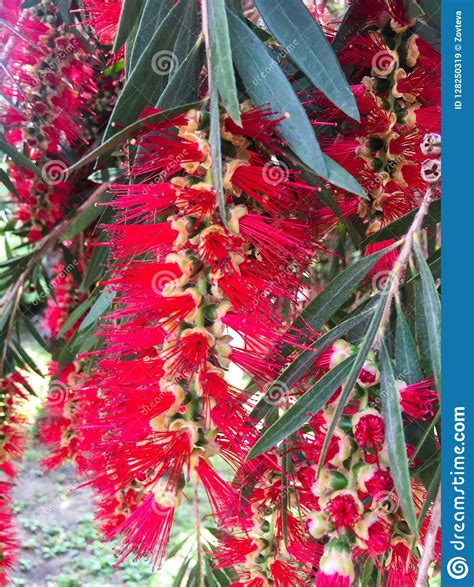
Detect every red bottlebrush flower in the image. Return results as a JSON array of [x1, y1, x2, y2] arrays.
[[0, 485, 19, 586], [81, 0, 122, 46], [355, 515, 391, 557], [358, 465, 394, 498], [386, 539, 418, 587], [353, 409, 385, 450], [322, 491, 363, 529], [316, 538, 354, 587], [366, 519, 391, 555], [365, 239, 399, 280], [44, 261, 85, 339], [112, 491, 176, 570], [194, 458, 240, 524], [397, 378, 438, 420], [214, 534, 258, 569], [269, 559, 306, 586]]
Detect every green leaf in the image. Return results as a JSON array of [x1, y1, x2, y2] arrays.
[[413, 236, 441, 391], [63, 192, 111, 240], [252, 302, 376, 423], [227, 10, 327, 177], [254, 0, 359, 121], [79, 289, 116, 331], [247, 357, 355, 460], [417, 463, 440, 530], [88, 168, 121, 184], [317, 275, 393, 474], [298, 153, 366, 200], [82, 240, 110, 291], [294, 241, 399, 333], [57, 295, 97, 339], [207, 0, 241, 123], [103, 0, 194, 141], [157, 40, 204, 109], [331, 1, 361, 53], [12, 340, 44, 377], [380, 342, 418, 537], [209, 84, 226, 223], [406, 248, 440, 285], [130, 0, 173, 70], [321, 154, 367, 197], [21, 315, 48, 350], [0, 169, 18, 197], [67, 102, 203, 174], [0, 134, 42, 176], [113, 0, 145, 53], [361, 199, 440, 246], [395, 300, 422, 383]]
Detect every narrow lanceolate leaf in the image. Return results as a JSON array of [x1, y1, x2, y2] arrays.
[[321, 154, 366, 197], [247, 357, 355, 460], [103, 0, 193, 141], [0, 134, 42, 176], [395, 300, 422, 384], [57, 295, 96, 339], [252, 303, 376, 423], [0, 169, 18, 197], [209, 85, 226, 224], [254, 0, 359, 121], [207, 0, 241, 124], [294, 241, 399, 333], [380, 342, 418, 537], [299, 154, 366, 200], [67, 102, 203, 173], [227, 10, 327, 178], [413, 236, 441, 392], [157, 40, 204, 110], [79, 289, 116, 332], [130, 0, 173, 70], [317, 275, 393, 475], [113, 0, 145, 53]]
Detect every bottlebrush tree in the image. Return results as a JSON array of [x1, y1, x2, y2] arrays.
[[0, 0, 441, 585]]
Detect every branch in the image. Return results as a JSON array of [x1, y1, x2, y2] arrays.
[[0, 182, 110, 374], [416, 487, 441, 587], [374, 186, 435, 346]]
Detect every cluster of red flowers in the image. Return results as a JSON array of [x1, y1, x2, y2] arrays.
[[69, 102, 336, 569], [215, 340, 439, 585], [0, 375, 28, 585], [39, 256, 89, 472], [310, 0, 441, 274], [0, 0, 441, 584], [0, 0, 120, 240]]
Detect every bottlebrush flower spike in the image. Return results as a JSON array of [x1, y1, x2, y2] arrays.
[[397, 378, 438, 420], [0, 375, 29, 585], [306, 1, 440, 276], [316, 538, 355, 587], [75, 103, 334, 569], [0, 0, 121, 239]]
